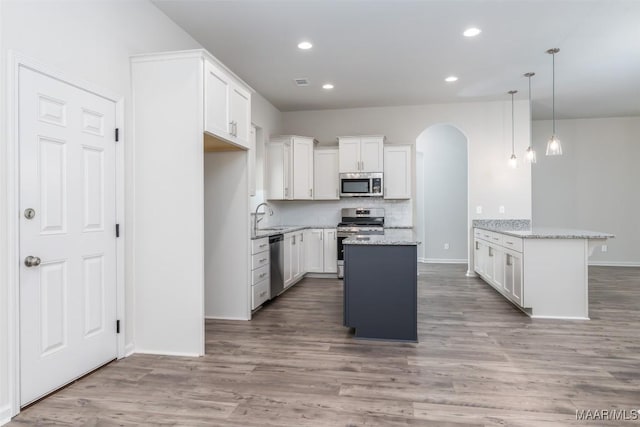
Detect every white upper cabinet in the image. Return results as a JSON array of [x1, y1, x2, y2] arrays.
[[267, 136, 316, 200], [204, 59, 252, 149], [338, 137, 361, 173], [314, 149, 339, 200], [229, 85, 251, 147], [338, 136, 384, 172], [204, 61, 230, 137], [384, 145, 412, 199], [292, 138, 314, 200]]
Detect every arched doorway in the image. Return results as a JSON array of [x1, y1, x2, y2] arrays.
[[415, 124, 469, 264]]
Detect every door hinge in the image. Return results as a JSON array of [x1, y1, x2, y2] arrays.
[[116, 223, 120, 238], [115, 128, 119, 142], [116, 319, 121, 334]]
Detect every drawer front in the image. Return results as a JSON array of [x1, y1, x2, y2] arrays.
[[252, 278, 270, 310], [487, 231, 503, 246], [252, 252, 270, 270], [252, 237, 269, 254], [252, 264, 270, 285], [502, 235, 523, 252]]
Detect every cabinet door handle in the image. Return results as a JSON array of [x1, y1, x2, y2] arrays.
[[293, 235, 296, 245], [300, 233, 304, 242], [309, 188, 312, 197], [259, 291, 267, 297], [259, 272, 267, 278], [475, 241, 479, 250], [506, 254, 512, 266], [320, 232, 323, 241], [259, 258, 267, 263], [259, 243, 267, 248], [488, 247, 493, 257]]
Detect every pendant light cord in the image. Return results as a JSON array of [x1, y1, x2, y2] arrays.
[[552, 52, 556, 135], [511, 92, 515, 154], [528, 75, 532, 144]]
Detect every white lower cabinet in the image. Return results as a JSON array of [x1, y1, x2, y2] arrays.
[[304, 228, 338, 274], [251, 237, 270, 310], [284, 231, 306, 288], [305, 229, 325, 273], [474, 229, 525, 308]]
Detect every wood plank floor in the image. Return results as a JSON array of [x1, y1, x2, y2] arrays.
[[10, 264, 640, 426]]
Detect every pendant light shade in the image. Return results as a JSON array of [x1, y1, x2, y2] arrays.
[[508, 90, 518, 168], [546, 48, 562, 156], [524, 72, 537, 163]]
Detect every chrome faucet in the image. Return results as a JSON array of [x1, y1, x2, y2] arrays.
[[253, 202, 273, 235]]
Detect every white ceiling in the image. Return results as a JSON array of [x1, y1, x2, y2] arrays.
[[153, 0, 640, 119]]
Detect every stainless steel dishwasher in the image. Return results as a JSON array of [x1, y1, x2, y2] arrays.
[[269, 234, 284, 298]]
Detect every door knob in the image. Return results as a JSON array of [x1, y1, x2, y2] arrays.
[[24, 256, 41, 267]]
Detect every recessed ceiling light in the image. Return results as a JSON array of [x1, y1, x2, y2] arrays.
[[463, 27, 482, 37], [322, 83, 334, 90], [298, 41, 313, 50], [445, 76, 458, 83]]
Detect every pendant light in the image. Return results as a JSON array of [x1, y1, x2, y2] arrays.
[[508, 90, 518, 168], [546, 48, 562, 155], [524, 72, 537, 163]]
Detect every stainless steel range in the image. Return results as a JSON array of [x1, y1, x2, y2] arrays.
[[336, 208, 385, 278]]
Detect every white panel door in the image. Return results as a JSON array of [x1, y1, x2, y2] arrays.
[[19, 68, 117, 405], [229, 84, 251, 149], [323, 229, 338, 273], [292, 138, 314, 200], [384, 145, 412, 199], [204, 61, 230, 138], [313, 149, 339, 200], [338, 138, 360, 172], [360, 136, 384, 172], [305, 229, 324, 273]]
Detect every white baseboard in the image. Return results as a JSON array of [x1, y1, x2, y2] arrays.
[[204, 315, 250, 321], [124, 342, 135, 357], [419, 258, 468, 264], [305, 273, 338, 279], [588, 261, 640, 267], [530, 315, 590, 321], [133, 349, 202, 358], [0, 404, 12, 426]]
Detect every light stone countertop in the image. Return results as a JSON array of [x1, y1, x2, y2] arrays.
[[251, 225, 337, 240], [475, 225, 614, 240], [343, 229, 420, 246]]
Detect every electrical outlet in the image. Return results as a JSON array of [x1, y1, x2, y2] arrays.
[[444, 243, 450, 250], [476, 205, 482, 214], [601, 244, 608, 252], [499, 205, 505, 214]]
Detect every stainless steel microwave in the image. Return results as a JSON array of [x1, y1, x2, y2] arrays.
[[339, 172, 383, 197]]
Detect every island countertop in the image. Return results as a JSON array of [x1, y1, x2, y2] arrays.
[[343, 229, 420, 246], [474, 225, 614, 240]]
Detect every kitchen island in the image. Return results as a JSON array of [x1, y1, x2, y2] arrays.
[[472, 220, 614, 319], [343, 229, 420, 342]]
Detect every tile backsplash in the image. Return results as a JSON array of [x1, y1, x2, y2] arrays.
[[264, 198, 413, 228]]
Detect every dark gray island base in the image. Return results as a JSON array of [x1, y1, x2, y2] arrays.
[[343, 231, 419, 342]]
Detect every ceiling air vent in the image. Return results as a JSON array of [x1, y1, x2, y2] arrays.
[[294, 78, 310, 87]]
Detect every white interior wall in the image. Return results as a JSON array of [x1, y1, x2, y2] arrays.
[[532, 117, 640, 265], [0, 0, 202, 419], [281, 100, 532, 271], [250, 93, 283, 211], [417, 125, 468, 262], [204, 151, 250, 320]]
